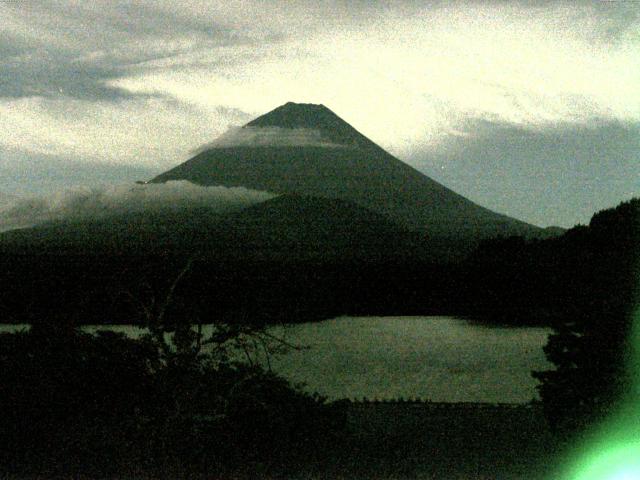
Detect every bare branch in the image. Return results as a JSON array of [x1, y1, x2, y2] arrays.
[[156, 258, 194, 327], [255, 328, 308, 352]]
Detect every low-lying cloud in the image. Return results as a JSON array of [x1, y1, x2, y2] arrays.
[[192, 126, 345, 153], [0, 181, 275, 232]]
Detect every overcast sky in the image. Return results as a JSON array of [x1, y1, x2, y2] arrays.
[[1, 1, 638, 227]]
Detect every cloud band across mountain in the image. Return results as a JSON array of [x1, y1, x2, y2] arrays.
[[0, 181, 274, 232], [193, 126, 346, 153]]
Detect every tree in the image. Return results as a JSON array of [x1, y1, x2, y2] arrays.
[[532, 198, 639, 435], [0, 326, 158, 475], [0, 257, 347, 478]]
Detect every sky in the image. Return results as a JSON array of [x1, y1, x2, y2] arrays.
[[1, 0, 638, 228]]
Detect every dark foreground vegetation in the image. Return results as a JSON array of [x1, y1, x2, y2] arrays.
[[0, 321, 560, 479], [531, 198, 639, 437], [0, 321, 347, 478], [464, 198, 639, 327], [0, 317, 560, 480], [0, 198, 637, 477], [466, 198, 639, 436]]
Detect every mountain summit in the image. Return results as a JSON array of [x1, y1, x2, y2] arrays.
[[244, 102, 374, 148], [152, 102, 541, 243]]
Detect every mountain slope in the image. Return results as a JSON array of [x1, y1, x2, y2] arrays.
[[152, 102, 541, 240], [0, 195, 423, 261], [219, 194, 425, 260]]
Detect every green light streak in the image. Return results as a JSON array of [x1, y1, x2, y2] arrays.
[[560, 303, 640, 480], [571, 441, 640, 480]]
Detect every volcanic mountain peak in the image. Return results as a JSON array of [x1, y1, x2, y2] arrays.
[[245, 102, 374, 148], [152, 102, 544, 242]]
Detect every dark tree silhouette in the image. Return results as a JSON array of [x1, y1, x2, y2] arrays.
[[532, 198, 640, 434], [0, 259, 347, 478], [0, 326, 158, 475]]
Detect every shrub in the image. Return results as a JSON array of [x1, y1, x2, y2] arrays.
[[0, 324, 346, 478]]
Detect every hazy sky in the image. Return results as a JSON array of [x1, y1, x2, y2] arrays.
[[1, 1, 638, 227]]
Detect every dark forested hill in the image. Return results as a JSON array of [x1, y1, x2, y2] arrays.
[[0, 194, 427, 261], [0, 194, 447, 325], [463, 197, 640, 326]]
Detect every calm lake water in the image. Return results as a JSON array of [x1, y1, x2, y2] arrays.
[[1, 316, 552, 403]]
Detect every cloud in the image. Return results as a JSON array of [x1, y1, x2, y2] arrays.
[[4, 1, 638, 155], [0, 181, 275, 232], [0, 97, 250, 168], [0, 1, 263, 102], [0, 147, 160, 197], [192, 126, 345, 152], [101, 2, 640, 160]]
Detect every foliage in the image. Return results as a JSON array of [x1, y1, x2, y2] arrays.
[[462, 198, 639, 433], [0, 290, 346, 478], [532, 198, 639, 434], [0, 326, 158, 475]]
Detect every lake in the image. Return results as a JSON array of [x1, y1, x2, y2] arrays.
[[1, 316, 552, 403]]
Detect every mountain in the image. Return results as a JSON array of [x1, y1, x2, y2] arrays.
[[0, 194, 423, 261], [152, 102, 543, 242], [219, 194, 425, 261], [0, 102, 560, 325]]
